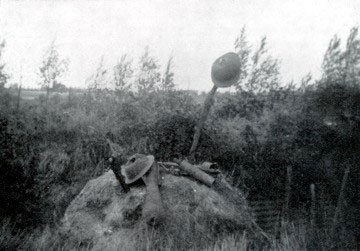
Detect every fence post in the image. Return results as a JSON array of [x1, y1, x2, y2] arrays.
[[16, 84, 22, 112], [68, 87, 72, 105], [283, 166, 292, 222], [310, 184, 316, 229], [331, 165, 351, 237], [318, 185, 325, 228]]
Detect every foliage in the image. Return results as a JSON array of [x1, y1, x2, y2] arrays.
[[215, 28, 283, 122], [161, 55, 175, 91], [149, 112, 216, 161], [87, 56, 109, 91], [0, 110, 39, 226], [322, 27, 360, 86], [113, 54, 133, 95], [38, 41, 69, 92], [136, 46, 161, 93], [234, 27, 281, 93], [0, 39, 9, 90]]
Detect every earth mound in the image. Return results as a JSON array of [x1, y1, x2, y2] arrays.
[[60, 169, 256, 250]]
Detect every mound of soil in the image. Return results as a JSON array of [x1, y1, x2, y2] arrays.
[[60, 169, 256, 250]]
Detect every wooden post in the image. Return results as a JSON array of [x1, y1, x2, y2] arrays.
[[68, 87, 73, 105], [189, 85, 218, 161], [85, 89, 91, 115], [331, 165, 350, 237], [283, 166, 292, 221], [45, 85, 50, 108], [319, 185, 325, 228], [310, 184, 316, 229], [17, 67, 23, 112], [16, 84, 22, 112]]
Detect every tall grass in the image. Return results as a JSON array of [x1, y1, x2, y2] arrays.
[[2, 220, 343, 251], [1, 82, 359, 249]]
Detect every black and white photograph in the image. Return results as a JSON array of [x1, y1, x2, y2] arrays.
[[0, 0, 359, 250]]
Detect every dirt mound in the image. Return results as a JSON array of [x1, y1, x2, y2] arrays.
[[60, 169, 256, 250]]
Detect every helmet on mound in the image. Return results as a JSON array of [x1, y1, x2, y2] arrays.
[[121, 154, 155, 184], [211, 52, 241, 88]]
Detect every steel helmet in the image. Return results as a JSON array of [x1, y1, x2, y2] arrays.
[[211, 52, 241, 88], [121, 154, 155, 184]]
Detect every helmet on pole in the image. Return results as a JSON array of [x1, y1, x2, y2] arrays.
[[211, 52, 241, 88]]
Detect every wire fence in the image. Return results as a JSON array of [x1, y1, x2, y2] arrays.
[[249, 199, 340, 235]]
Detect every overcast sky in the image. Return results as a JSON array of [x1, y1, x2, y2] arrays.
[[0, 0, 359, 91]]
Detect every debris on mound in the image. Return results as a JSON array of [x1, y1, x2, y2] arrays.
[[60, 168, 259, 250]]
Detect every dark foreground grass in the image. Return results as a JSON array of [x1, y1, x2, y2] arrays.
[[2, 218, 354, 251]]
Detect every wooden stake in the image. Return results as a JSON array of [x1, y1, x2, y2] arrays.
[[189, 85, 218, 161], [16, 84, 22, 112], [310, 184, 316, 229], [17, 67, 23, 112], [283, 166, 292, 221], [331, 165, 350, 237]]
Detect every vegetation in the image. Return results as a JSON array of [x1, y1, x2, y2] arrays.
[[0, 27, 360, 250], [38, 41, 69, 102]]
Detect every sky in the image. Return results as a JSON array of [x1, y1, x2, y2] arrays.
[[0, 0, 359, 91]]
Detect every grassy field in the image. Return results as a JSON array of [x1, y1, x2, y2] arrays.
[[1, 26, 360, 251], [1, 85, 358, 250], [21, 89, 47, 100]]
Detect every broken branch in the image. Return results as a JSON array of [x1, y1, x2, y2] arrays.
[[173, 158, 215, 187]]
